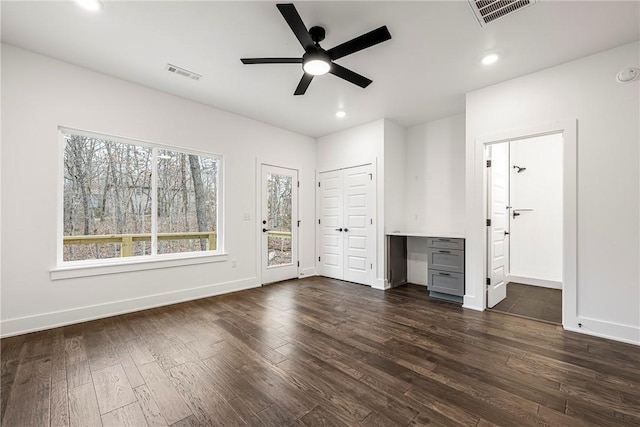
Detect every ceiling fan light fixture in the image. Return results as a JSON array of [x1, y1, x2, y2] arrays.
[[304, 59, 330, 76], [302, 51, 331, 76]]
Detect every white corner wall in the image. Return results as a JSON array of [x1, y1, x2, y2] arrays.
[[405, 114, 465, 234], [466, 41, 640, 345], [0, 44, 317, 337], [383, 119, 406, 235], [405, 114, 465, 285]]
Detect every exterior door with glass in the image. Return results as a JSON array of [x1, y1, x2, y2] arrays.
[[261, 165, 298, 284]]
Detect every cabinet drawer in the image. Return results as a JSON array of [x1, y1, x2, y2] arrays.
[[427, 248, 464, 273], [428, 270, 464, 296], [427, 237, 464, 250]]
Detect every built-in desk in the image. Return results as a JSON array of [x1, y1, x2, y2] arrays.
[[387, 232, 466, 303]]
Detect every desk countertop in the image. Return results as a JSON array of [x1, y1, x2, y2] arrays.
[[386, 231, 466, 239]]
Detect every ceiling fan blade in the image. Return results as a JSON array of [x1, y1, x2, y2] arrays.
[[328, 26, 391, 61], [329, 63, 372, 88], [241, 58, 302, 64], [294, 73, 314, 95], [277, 3, 315, 50]]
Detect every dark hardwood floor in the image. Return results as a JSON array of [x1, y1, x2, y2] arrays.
[[490, 282, 562, 325], [2, 277, 639, 426]]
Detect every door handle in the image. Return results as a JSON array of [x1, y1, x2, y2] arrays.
[[512, 208, 533, 218], [262, 228, 270, 233], [335, 228, 343, 232], [504, 231, 510, 236], [344, 228, 349, 232]]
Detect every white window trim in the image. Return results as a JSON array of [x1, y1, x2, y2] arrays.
[[56, 126, 225, 274], [50, 252, 228, 280]]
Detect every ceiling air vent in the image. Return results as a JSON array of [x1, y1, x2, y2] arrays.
[[165, 63, 202, 81], [468, 0, 536, 27]]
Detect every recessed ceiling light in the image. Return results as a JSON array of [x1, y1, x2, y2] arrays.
[[481, 53, 500, 65], [335, 111, 346, 118], [75, 0, 103, 12]]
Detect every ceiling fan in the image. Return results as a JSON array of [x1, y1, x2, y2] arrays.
[[241, 3, 392, 95]]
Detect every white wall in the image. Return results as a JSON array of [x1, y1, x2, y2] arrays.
[[509, 134, 563, 285], [383, 119, 406, 234], [405, 114, 466, 285], [466, 41, 640, 344], [0, 45, 317, 336], [405, 114, 465, 234]]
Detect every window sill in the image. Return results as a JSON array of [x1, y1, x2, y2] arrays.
[[50, 252, 229, 281]]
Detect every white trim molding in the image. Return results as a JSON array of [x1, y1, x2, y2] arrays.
[[1, 277, 259, 338]]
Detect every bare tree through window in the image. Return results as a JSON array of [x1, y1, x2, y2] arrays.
[[62, 131, 219, 262]]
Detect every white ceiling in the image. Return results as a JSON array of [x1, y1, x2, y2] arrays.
[[2, 1, 639, 137]]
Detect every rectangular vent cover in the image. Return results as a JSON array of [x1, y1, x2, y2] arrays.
[[165, 63, 202, 81], [468, 0, 536, 26]]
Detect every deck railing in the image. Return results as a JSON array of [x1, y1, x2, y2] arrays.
[[63, 232, 217, 257], [63, 230, 292, 257]]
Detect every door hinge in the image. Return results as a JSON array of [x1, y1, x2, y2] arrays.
[[369, 173, 373, 180], [297, 261, 300, 267], [370, 263, 373, 270], [318, 256, 321, 262], [486, 219, 491, 226], [297, 181, 300, 188], [318, 219, 321, 225], [486, 277, 491, 285], [297, 220, 301, 227], [370, 218, 373, 225], [318, 181, 320, 187], [486, 160, 492, 167]]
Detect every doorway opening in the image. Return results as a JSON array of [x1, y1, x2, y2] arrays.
[[485, 133, 563, 324]]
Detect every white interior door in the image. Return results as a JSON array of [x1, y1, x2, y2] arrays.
[[487, 143, 509, 308], [318, 170, 343, 280], [343, 165, 374, 284], [261, 165, 298, 284], [318, 165, 374, 285]]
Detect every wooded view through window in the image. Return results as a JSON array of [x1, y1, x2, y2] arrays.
[[62, 130, 220, 262]]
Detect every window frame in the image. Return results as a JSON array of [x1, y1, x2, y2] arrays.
[[51, 126, 226, 280]]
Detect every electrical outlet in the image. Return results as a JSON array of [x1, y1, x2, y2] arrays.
[[231, 259, 237, 268]]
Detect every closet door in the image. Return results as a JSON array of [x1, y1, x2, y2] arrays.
[[318, 170, 344, 279], [343, 165, 373, 284], [318, 165, 374, 285]]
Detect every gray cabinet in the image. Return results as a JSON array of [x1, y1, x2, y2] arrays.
[[427, 237, 465, 303]]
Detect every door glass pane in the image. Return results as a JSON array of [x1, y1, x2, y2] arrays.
[[267, 173, 292, 266]]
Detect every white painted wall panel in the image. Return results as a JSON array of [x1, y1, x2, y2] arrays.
[[466, 41, 640, 344], [0, 45, 316, 336]]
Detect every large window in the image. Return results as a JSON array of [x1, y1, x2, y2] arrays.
[[61, 128, 221, 263]]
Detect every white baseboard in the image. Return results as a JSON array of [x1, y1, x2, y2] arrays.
[[0, 277, 259, 338], [463, 293, 484, 311], [564, 316, 640, 346], [298, 267, 316, 278], [371, 277, 390, 290], [507, 275, 562, 290]]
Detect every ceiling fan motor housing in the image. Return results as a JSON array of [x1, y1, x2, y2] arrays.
[[309, 26, 326, 43]]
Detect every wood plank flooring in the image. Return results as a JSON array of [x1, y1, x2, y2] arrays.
[[2, 277, 640, 426]]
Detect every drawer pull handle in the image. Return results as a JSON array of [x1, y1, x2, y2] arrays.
[[438, 272, 451, 276], [438, 250, 450, 253], [438, 239, 451, 242]]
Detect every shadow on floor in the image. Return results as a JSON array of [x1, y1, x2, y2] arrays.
[[490, 282, 562, 325]]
